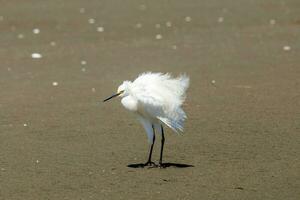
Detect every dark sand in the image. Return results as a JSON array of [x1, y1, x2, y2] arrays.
[[0, 0, 299, 199]]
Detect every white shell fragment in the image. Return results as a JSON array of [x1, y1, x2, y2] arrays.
[[155, 34, 162, 40], [218, 17, 224, 23], [88, 18, 95, 24], [32, 28, 40, 34], [31, 53, 42, 59], [185, 16, 192, 22], [166, 21, 172, 27], [269, 19, 276, 25], [97, 27, 104, 32], [79, 8, 85, 14], [283, 46, 291, 51], [50, 41, 56, 46], [17, 34, 24, 39], [52, 82, 58, 86]]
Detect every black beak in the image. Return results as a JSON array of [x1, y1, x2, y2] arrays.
[[103, 91, 123, 102]]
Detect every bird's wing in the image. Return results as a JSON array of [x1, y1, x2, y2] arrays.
[[132, 75, 187, 132]]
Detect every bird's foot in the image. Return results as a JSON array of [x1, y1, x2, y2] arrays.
[[143, 161, 157, 168], [158, 162, 166, 168]]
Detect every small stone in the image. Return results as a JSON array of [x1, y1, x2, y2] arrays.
[[31, 53, 42, 59], [211, 80, 216, 84], [155, 34, 162, 40], [17, 34, 24, 39], [185, 16, 192, 22], [52, 82, 58, 86], [32, 28, 40, 34], [50, 41, 56, 46], [166, 21, 172, 27], [88, 18, 95, 24], [97, 26, 104, 32], [269, 19, 276, 25], [283, 46, 291, 51], [79, 8, 85, 14], [92, 88, 96, 92], [81, 60, 87, 65], [23, 123, 28, 127], [218, 17, 224, 23]]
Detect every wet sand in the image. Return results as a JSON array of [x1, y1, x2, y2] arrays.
[[0, 0, 299, 199]]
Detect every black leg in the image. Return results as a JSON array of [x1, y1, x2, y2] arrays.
[[144, 125, 156, 167], [159, 125, 165, 167]]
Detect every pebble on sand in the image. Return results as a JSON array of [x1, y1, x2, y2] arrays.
[[23, 123, 28, 127], [218, 17, 224, 23], [166, 21, 172, 27], [17, 34, 24, 39], [52, 82, 58, 86], [97, 27, 104, 32], [81, 60, 87, 65], [283, 46, 291, 51], [155, 34, 162, 40], [31, 53, 42, 59], [269, 19, 276, 25], [32, 28, 40, 34], [79, 8, 85, 14], [88, 18, 95, 24], [185, 16, 192, 22], [50, 41, 56, 46]]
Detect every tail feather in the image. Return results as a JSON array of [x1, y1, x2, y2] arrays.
[[158, 116, 185, 133]]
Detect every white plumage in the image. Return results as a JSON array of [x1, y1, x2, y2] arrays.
[[104, 72, 189, 167]]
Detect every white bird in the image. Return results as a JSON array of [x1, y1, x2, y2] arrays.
[[103, 72, 189, 167]]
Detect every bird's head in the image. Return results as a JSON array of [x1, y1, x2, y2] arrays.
[[103, 81, 131, 102]]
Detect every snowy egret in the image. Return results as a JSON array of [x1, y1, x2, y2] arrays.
[[103, 72, 189, 167]]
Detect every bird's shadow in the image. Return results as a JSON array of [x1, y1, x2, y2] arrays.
[[127, 162, 194, 169]]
